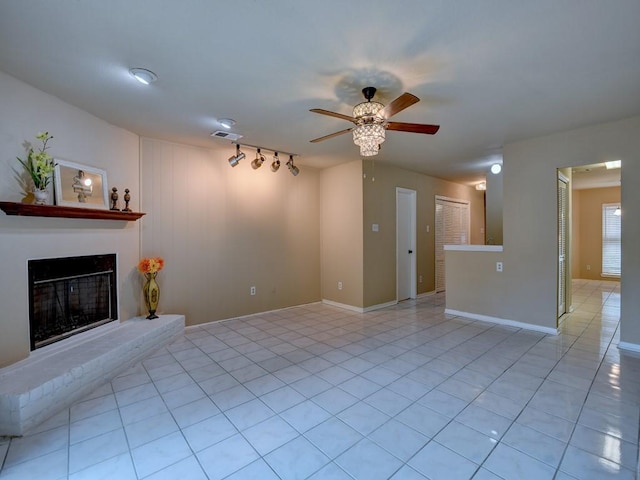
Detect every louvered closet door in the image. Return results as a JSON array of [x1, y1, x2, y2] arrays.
[[558, 175, 568, 317], [435, 196, 470, 292]]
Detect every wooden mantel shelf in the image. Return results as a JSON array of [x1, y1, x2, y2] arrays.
[[0, 202, 145, 221]]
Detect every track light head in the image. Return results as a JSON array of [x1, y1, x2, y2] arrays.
[[228, 144, 245, 167], [286, 155, 299, 176], [271, 152, 281, 172], [251, 148, 265, 169]]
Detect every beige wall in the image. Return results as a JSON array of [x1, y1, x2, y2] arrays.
[[572, 186, 621, 280], [571, 189, 581, 279], [362, 161, 485, 307], [621, 148, 640, 346], [446, 116, 640, 344], [0, 72, 141, 367], [320, 161, 364, 307], [141, 138, 321, 325], [485, 169, 503, 245]]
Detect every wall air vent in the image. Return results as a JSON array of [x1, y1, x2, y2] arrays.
[[211, 131, 243, 141]]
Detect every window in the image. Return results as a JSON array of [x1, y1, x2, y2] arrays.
[[602, 204, 621, 277]]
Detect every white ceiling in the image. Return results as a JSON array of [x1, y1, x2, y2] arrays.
[[1, 1, 639, 184]]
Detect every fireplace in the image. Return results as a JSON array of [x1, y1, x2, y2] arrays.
[[28, 254, 118, 350]]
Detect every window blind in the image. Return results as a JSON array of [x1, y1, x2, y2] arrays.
[[602, 204, 621, 277]]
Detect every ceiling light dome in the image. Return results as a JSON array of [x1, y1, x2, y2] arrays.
[[129, 68, 157, 85], [219, 118, 236, 129]]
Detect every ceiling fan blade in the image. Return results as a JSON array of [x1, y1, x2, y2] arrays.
[[378, 93, 420, 119], [310, 128, 353, 143], [386, 122, 440, 135], [310, 108, 356, 123]]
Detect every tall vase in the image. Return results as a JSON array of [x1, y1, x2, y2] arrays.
[[143, 272, 160, 319]]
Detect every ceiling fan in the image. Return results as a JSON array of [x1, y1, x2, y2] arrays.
[[310, 86, 440, 156]]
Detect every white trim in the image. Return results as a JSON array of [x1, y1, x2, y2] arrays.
[[183, 301, 323, 331], [417, 290, 436, 298], [435, 195, 470, 205], [444, 245, 503, 252], [618, 342, 640, 355], [444, 309, 558, 335], [321, 299, 398, 313]]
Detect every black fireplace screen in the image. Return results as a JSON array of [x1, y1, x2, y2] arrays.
[[28, 254, 118, 350]]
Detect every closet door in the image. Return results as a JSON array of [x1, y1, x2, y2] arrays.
[[435, 196, 470, 292]]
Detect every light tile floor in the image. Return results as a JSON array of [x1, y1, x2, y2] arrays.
[[1, 279, 638, 479]]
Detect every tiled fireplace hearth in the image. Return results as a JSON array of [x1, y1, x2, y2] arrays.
[[0, 253, 184, 436]]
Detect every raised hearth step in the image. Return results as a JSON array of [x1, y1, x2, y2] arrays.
[[0, 315, 184, 436]]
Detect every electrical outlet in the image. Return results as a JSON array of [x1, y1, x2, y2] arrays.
[[586, 265, 591, 271], [419, 275, 423, 283], [338, 281, 343, 290], [250, 286, 256, 295], [496, 262, 503, 272]]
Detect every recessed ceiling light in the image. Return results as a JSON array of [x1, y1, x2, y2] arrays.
[[490, 163, 502, 174], [219, 118, 236, 129], [129, 68, 157, 85], [605, 160, 621, 169]]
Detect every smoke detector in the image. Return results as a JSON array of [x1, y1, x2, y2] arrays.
[[210, 131, 243, 141]]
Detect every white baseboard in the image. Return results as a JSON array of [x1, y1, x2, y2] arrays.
[[618, 342, 640, 355], [417, 290, 436, 298], [321, 299, 398, 313], [444, 309, 558, 335]]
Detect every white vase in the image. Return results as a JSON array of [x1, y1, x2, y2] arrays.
[[33, 189, 49, 205]]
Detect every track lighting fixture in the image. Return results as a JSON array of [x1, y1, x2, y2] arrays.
[[286, 155, 299, 176], [227, 143, 299, 176], [228, 144, 245, 167], [271, 152, 281, 172], [251, 148, 266, 169]]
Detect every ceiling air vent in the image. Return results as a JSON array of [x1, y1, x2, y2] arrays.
[[211, 131, 243, 141]]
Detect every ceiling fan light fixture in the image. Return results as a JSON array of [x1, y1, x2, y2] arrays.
[[129, 68, 157, 85], [353, 101, 384, 119], [353, 124, 385, 157]]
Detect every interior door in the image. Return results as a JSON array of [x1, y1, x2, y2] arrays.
[[558, 174, 569, 317], [397, 188, 416, 301], [435, 196, 470, 292]]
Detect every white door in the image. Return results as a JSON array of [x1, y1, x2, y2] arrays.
[[558, 174, 569, 317], [397, 188, 416, 301], [435, 196, 470, 292]]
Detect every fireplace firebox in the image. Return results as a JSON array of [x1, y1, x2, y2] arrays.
[[28, 254, 118, 350]]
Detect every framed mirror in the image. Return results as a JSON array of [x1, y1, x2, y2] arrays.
[[53, 159, 109, 209]]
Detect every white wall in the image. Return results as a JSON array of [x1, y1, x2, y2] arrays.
[[0, 71, 141, 367]]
